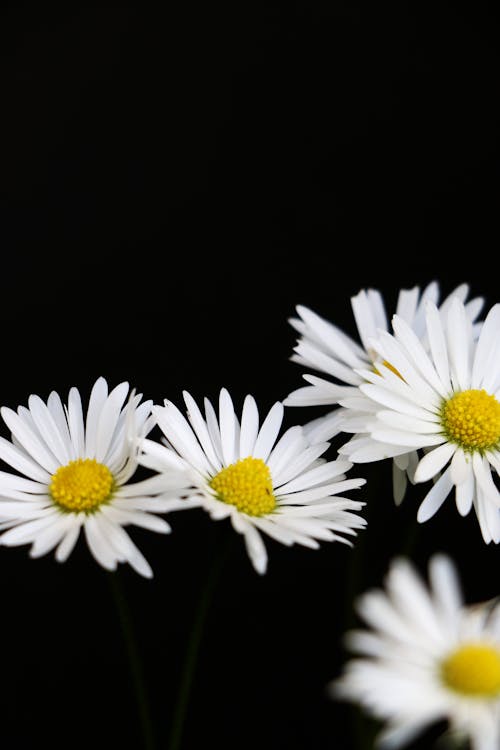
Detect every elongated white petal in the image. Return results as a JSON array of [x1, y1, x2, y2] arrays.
[[252, 402, 284, 462], [267, 426, 306, 479], [66, 386, 85, 459], [55, 522, 82, 562], [95, 381, 129, 462], [30, 515, 75, 558], [0, 436, 51, 482], [28, 395, 70, 465], [447, 298, 472, 391], [1, 407, 59, 473], [218, 388, 237, 466], [278, 459, 354, 494], [372, 429, 444, 449], [84, 515, 118, 571], [183, 391, 221, 472], [297, 304, 364, 367], [85, 377, 109, 458], [414, 442, 456, 483], [473, 453, 500, 508], [417, 468, 453, 522], [450, 448, 470, 486], [455, 468, 474, 516], [239, 395, 259, 459]]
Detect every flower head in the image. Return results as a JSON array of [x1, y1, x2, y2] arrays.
[[139, 388, 367, 574], [331, 554, 500, 750], [0, 377, 188, 577], [284, 282, 484, 504], [339, 298, 500, 544]]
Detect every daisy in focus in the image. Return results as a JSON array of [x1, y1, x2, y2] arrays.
[[330, 553, 500, 750], [0, 377, 188, 577], [339, 297, 500, 544], [138, 387, 367, 574], [284, 281, 484, 504]]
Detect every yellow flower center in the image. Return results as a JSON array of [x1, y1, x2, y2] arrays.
[[441, 389, 500, 452], [209, 457, 276, 516], [441, 643, 500, 697], [50, 458, 115, 513], [373, 359, 403, 380]]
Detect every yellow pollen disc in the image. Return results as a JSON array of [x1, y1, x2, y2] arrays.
[[209, 456, 276, 516], [373, 359, 404, 380], [441, 389, 500, 452], [50, 458, 114, 513], [441, 643, 500, 697]]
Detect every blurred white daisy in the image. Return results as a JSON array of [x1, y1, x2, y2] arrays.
[[284, 282, 484, 504], [339, 297, 500, 544], [0, 377, 188, 577], [330, 553, 500, 750], [138, 387, 367, 574]]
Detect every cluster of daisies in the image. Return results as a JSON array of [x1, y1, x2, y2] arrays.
[[1, 280, 499, 749]]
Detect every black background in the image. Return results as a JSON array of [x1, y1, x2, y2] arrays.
[[1, 5, 499, 750]]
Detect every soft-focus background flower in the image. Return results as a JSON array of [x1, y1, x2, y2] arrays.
[[1, 5, 498, 750]]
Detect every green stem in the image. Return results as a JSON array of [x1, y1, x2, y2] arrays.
[[108, 571, 156, 750], [167, 538, 231, 750]]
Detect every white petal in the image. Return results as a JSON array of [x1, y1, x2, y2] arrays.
[[371, 429, 445, 449], [351, 289, 384, 353], [66, 386, 85, 459], [277, 458, 354, 494], [84, 377, 109, 458], [28, 394, 70, 465], [303, 410, 347, 443], [30, 515, 75, 558], [417, 467, 453, 522], [218, 388, 237, 466], [425, 300, 451, 388], [55, 522, 83, 562], [94, 514, 153, 578], [429, 553, 463, 626], [392, 461, 407, 506], [450, 448, 471, 485], [455, 468, 474, 516], [203, 397, 224, 465], [154, 403, 212, 474], [293, 340, 362, 385], [47, 391, 72, 445], [376, 410, 441, 432], [84, 514, 118, 570], [252, 402, 284, 462], [447, 298, 472, 391], [472, 303, 500, 387], [102, 505, 171, 534], [0, 436, 51, 482], [183, 391, 221, 472], [95, 381, 129, 462], [231, 514, 268, 574], [414, 442, 456, 483], [360, 383, 431, 419], [272, 441, 330, 486], [238, 395, 259, 459], [297, 304, 364, 367], [0, 407, 59, 473], [473, 453, 500, 508], [267, 426, 306, 480], [391, 314, 447, 397]]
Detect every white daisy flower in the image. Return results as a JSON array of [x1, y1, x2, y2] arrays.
[[330, 554, 500, 750], [283, 282, 484, 505], [0, 377, 189, 578], [138, 388, 367, 574], [339, 297, 500, 544]]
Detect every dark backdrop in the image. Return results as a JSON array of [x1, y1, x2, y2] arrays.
[[0, 5, 499, 750]]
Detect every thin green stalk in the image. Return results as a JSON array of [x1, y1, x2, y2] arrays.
[[108, 571, 156, 750], [167, 537, 232, 750]]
